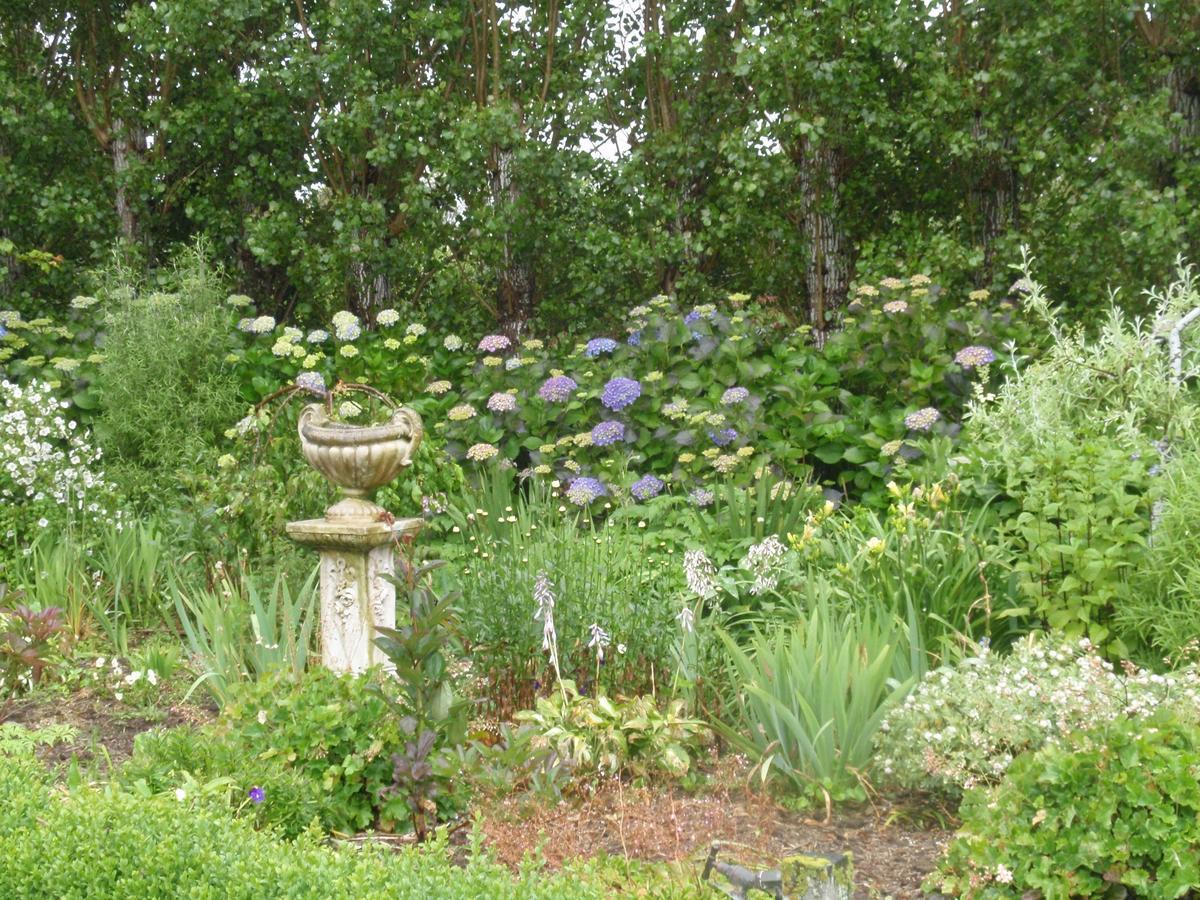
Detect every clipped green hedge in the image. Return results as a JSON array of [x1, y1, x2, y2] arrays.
[[0, 753, 607, 899]]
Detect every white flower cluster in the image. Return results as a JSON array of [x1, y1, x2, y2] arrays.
[[90, 656, 160, 702], [739, 535, 787, 595], [0, 380, 123, 543], [876, 634, 1200, 795]]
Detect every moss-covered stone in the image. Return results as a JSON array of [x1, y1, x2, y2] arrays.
[[780, 851, 853, 899]]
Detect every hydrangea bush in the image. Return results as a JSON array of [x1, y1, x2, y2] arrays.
[[875, 633, 1200, 798]]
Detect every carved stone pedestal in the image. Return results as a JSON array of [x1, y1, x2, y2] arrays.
[[287, 516, 422, 673]]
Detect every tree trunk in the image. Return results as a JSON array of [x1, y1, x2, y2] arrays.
[[489, 144, 535, 338], [1167, 64, 1200, 177], [110, 118, 142, 245], [969, 112, 1019, 280], [794, 137, 852, 346]]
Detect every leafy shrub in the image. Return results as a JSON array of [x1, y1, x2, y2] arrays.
[[93, 245, 241, 502], [219, 667, 406, 833], [876, 634, 1200, 799], [964, 265, 1200, 656], [515, 680, 709, 780], [930, 712, 1200, 899], [716, 590, 923, 800], [120, 725, 322, 839], [0, 751, 616, 898], [0, 378, 123, 559]]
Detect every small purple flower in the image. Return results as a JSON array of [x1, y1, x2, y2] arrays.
[[592, 420, 625, 446], [0, 324, 7, 339], [566, 477, 606, 506], [477, 334, 511, 353], [709, 427, 738, 447], [601, 377, 641, 411], [904, 407, 941, 431], [683, 309, 702, 326], [585, 337, 619, 358], [689, 487, 715, 507], [295, 371, 327, 396], [954, 345, 997, 369], [248, 786, 265, 804], [486, 392, 518, 413], [631, 474, 665, 500], [538, 375, 578, 403], [721, 387, 749, 406], [627, 330, 642, 347]]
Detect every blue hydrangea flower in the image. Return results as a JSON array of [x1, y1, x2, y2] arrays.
[[721, 386, 749, 406], [566, 476, 606, 505], [538, 375, 578, 403], [295, 371, 327, 396], [591, 420, 625, 446], [709, 427, 738, 447], [584, 337, 618, 358], [689, 487, 714, 507], [630, 474, 665, 500], [0, 324, 7, 339], [601, 377, 641, 411], [683, 310, 702, 326], [627, 330, 642, 347]]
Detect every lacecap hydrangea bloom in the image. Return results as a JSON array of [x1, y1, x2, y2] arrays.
[[486, 392, 518, 413], [882, 300, 909, 314], [584, 337, 618, 358], [466, 442, 499, 462], [478, 334, 511, 353], [904, 407, 941, 431], [448, 404, 476, 421], [601, 377, 641, 411], [426, 380, 452, 395], [954, 345, 996, 368], [538, 375, 578, 402], [630, 474, 665, 500], [591, 420, 625, 446], [721, 386, 749, 406], [566, 476, 606, 506]]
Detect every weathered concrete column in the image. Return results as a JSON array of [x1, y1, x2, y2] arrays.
[[286, 402, 423, 674]]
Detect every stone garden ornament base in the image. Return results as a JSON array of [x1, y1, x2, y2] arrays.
[[286, 402, 423, 674]]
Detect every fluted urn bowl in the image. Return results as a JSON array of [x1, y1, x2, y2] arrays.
[[297, 403, 423, 521]]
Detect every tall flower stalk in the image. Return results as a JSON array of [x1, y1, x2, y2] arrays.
[[533, 572, 567, 701]]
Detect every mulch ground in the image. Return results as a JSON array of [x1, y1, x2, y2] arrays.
[[478, 775, 951, 898]]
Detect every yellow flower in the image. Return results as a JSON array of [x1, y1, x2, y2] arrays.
[[340, 345, 359, 358], [865, 536, 885, 554], [403, 334, 419, 345], [909, 274, 931, 286], [855, 284, 879, 297], [522, 338, 544, 351], [384, 338, 401, 350], [217, 454, 237, 469], [678, 453, 696, 464], [702, 448, 720, 460], [736, 446, 754, 458], [574, 432, 593, 447], [534, 464, 552, 474], [563, 459, 581, 473], [645, 371, 664, 382], [910, 287, 929, 298], [483, 356, 502, 367], [968, 288, 990, 302], [539, 443, 557, 454], [447, 404, 476, 421]]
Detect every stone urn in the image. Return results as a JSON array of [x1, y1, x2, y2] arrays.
[[286, 401, 424, 674], [297, 402, 423, 523]]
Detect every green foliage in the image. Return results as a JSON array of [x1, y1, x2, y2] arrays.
[[0, 751, 620, 898], [964, 263, 1200, 656], [219, 668, 406, 833], [0, 722, 78, 756], [931, 712, 1200, 899], [877, 634, 1200, 800], [93, 245, 241, 504], [172, 565, 317, 705], [715, 591, 923, 801], [515, 680, 710, 780], [120, 725, 322, 840]]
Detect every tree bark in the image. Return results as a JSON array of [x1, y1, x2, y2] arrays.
[[1167, 64, 1200, 170], [109, 117, 143, 245], [969, 112, 1019, 280], [794, 136, 852, 346], [489, 143, 535, 338]]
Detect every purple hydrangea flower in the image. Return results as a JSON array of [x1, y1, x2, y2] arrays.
[[954, 345, 997, 368], [584, 337, 618, 357], [683, 309, 702, 326], [689, 487, 715, 507], [601, 377, 641, 411], [591, 420, 625, 446], [627, 330, 642, 347], [295, 371, 327, 396], [904, 407, 941, 431], [486, 392, 518, 413], [538, 375, 578, 403], [477, 334, 511, 353], [566, 476, 606, 506], [248, 786, 265, 804], [709, 427, 738, 447], [721, 387, 749, 406], [630, 474, 665, 500]]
